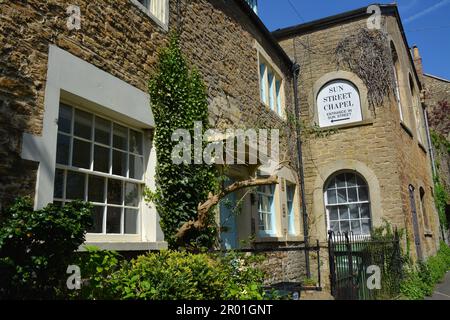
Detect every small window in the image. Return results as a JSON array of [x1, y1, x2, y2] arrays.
[[54, 103, 145, 235], [391, 43, 404, 122], [325, 172, 372, 235], [258, 55, 285, 117], [257, 185, 276, 236], [286, 184, 296, 235], [419, 187, 430, 231], [133, 0, 168, 28]]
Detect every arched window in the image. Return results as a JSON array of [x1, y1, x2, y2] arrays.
[[419, 187, 430, 231], [391, 43, 404, 122], [325, 172, 372, 235]]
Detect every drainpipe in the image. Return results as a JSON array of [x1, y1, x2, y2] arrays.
[[292, 62, 311, 278]]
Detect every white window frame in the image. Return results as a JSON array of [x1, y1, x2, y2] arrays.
[[286, 183, 297, 235], [54, 103, 145, 238], [324, 172, 372, 236], [131, 0, 169, 31], [21, 45, 167, 250], [257, 185, 277, 237], [255, 41, 286, 119]]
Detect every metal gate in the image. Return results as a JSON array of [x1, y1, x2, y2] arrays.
[[328, 230, 402, 300]]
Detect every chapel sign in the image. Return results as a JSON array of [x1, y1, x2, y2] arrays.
[[317, 80, 363, 128]]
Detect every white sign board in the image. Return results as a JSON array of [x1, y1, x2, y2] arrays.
[[317, 80, 362, 128]]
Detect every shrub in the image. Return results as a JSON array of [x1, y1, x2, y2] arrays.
[[400, 242, 450, 300], [69, 246, 122, 300], [77, 250, 267, 300], [0, 197, 92, 299]]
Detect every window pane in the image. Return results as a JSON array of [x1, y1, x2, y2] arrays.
[[337, 188, 347, 203], [328, 177, 336, 189], [329, 206, 339, 220], [129, 155, 144, 180], [58, 104, 72, 134], [125, 209, 138, 234], [74, 109, 92, 140], [349, 204, 359, 219], [348, 187, 358, 202], [330, 221, 340, 233], [360, 203, 371, 219], [268, 72, 275, 110], [66, 171, 85, 200], [358, 187, 369, 201], [327, 189, 337, 204], [94, 145, 110, 173], [339, 206, 349, 220], [340, 221, 350, 233], [113, 150, 127, 177], [113, 124, 128, 151], [107, 179, 123, 205], [346, 174, 357, 187], [72, 139, 91, 169], [54, 169, 65, 199], [56, 134, 71, 165], [259, 63, 267, 104], [88, 175, 105, 203], [336, 174, 346, 188], [95, 117, 111, 145], [351, 220, 362, 235], [106, 207, 121, 234], [129, 130, 143, 155], [276, 79, 282, 115], [361, 219, 371, 234], [88, 206, 104, 234], [125, 183, 139, 207], [356, 176, 365, 186]]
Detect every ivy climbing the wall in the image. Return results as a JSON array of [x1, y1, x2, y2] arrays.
[[147, 35, 219, 249]]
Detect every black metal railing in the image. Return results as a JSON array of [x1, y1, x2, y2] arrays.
[[328, 230, 403, 300]]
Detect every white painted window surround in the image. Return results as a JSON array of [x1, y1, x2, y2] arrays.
[[131, 0, 169, 31], [21, 45, 167, 251]]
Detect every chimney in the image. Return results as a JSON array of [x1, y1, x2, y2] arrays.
[[412, 45, 423, 77]]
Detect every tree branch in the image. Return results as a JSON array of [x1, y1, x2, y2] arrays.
[[175, 175, 279, 243]]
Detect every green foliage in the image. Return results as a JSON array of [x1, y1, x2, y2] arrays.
[[69, 246, 122, 300], [77, 250, 268, 300], [400, 242, 450, 300], [0, 197, 93, 299], [434, 175, 449, 229], [148, 34, 218, 249]]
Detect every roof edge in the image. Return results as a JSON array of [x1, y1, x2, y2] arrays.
[[424, 73, 450, 83], [233, 0, 293, 68]]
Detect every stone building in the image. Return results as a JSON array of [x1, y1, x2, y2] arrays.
[[274, 4, 442, 289], [0, 0, 308, 281], [412, 47, 450, 240]]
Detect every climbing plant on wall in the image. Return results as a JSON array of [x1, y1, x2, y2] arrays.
[[147, 35, 219, 249]]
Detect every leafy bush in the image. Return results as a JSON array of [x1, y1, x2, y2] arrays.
[[69, 246, 122, 300], [400, 242, 450, 300], [0, 197, 92, 299], [147, 34, 219, 249], [74, 250, 268, 300]]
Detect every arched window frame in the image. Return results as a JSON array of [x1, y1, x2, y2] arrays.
[[324, 172, 372, 236]]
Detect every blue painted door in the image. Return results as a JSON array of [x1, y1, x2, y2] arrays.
[[220, 179, 238, 249]]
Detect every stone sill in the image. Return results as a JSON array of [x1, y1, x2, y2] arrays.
[[79, 241, 168, 252], [400, 121, 414, 139], [318, 119, 374, 131], [418, 142, 428, 154]]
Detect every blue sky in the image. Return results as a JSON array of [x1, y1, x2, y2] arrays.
[[258, 0, 450, 80]]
